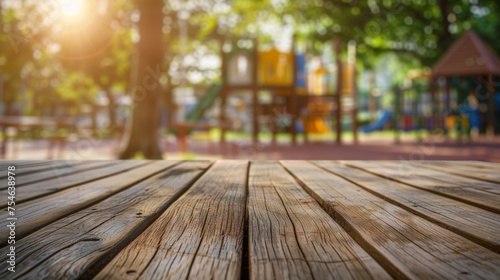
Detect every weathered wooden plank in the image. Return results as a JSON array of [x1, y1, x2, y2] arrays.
[[281, 161, 500, 279], [0, 161, 178, 242], [412, 161, 500, 184], [95, 161, 248, 280], [248, 161, 390, 279], [430, 161, 500, 171], [315, 161, 500, 253], [0, 160, 93, 181], [343, 161, 500, 213], [411, 163, 500, 196], [0, 161, 211, 279], [0, 160, 114, 189], [0, 162, 111, 189], [0, 160, 50, 167], [0, 161, 148, 208]]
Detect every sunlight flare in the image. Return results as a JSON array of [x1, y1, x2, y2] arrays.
[[59, 0, 84, 18]]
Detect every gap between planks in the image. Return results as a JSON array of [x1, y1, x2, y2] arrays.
[[94, 161, 248, 280], [280, 160, 500, 279], [0, 161, 150, 208], [0, 161, 182, 244], [312, 161, 500, 254], [248, 161, 390, 280], [0, 161, 213, 280], [341, 161, 500, 214]]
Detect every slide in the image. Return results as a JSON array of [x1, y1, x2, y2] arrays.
[[185, 83, 223, 123], [360, 110, 392, 133], [304, 118, 329, 134]]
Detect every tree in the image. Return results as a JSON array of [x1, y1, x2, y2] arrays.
[[55, 0, 134, 130], [0, 2, 37, 115], [119, 0, 164, 159]]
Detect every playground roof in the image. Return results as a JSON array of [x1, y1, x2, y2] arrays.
[[432, 31, 500, 77]]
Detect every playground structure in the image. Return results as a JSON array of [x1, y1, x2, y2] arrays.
[[167, 36, 359, 152], [393, 71, 433, 143], [392, 31, 500, 144], [164, 31, 500, 152], [430, 31, 500, 137], [218, 37, 358, 147]]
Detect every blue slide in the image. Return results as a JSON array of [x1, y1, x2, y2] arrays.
[[360, 110, 392, 133]]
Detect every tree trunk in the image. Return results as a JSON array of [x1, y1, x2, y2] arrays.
[[101, 86, 117, 130], [438, 0, 451, 50], [119, 0, 164, 159]]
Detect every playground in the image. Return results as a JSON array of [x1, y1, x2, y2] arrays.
[[1, 2, 500, 161], [157, 31, 500, 157], [2, 30, 500, 160]]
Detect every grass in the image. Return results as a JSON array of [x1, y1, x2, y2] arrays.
[[204, 128, 403, 142]]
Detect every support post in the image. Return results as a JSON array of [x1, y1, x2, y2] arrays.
[[290, 35, 298, 145], [252, 38, 259, 144], [219, 38, 227, 155], [488, 74, 496, 135], [334, 38, 342, 145], [443, 77, 450, 138], [394, 86, 401, 144]]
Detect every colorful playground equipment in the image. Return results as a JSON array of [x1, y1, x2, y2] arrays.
[[393, 31, 500, 144], [217, 37, 358, 146], [303, 101, 332, 134], [166, 36, 359, 152], [430, 31, 500, 138], [393, 71, 433, 143], [359, 110, 392, 133]]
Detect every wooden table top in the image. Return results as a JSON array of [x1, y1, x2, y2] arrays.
[[0, 160, 499, 279]]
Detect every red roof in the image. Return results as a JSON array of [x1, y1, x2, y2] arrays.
[[432, 31, 500, 77]]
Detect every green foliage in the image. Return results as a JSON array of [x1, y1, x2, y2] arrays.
[[0, 0, 133, 115], [1, 0, 499, 116]]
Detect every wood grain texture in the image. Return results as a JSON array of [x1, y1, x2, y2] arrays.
[[381, 161, 500, 196], [0, 160, 50, 168], [429, 161, 500, 171], [0, 160, 92, 182], [248, 161, 390, 280], [315, 161, 500, 253], [7, 160, 112, 187], [0, 161, 210, 280], [95, 161, 248, 280], [281, 160, 500, 279], [404, 163, 500, 196], [0, 161, 147, 208], [412, 161, 500, 184], [343, 161, 500, 213], [0, 161, 178, 243]]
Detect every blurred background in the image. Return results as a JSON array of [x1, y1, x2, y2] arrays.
[[0, 0, 499, 161]]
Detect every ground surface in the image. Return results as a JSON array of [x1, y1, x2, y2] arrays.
[[3, 134, 500, 162]]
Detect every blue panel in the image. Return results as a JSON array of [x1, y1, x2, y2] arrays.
[[295, 54, 307, 88]]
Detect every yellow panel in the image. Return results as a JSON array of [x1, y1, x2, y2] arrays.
[[341, 63, 355, 96], [258, 48, 294, 86], [308, 67, 328, 95]]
